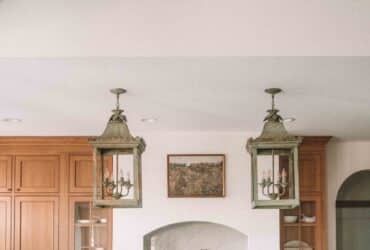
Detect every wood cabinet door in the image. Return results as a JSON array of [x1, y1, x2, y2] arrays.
[[0, 156, 12, 193], [299, 152, 322, 193], [14, 196, 59, 250], [69, 155, 93, 193], [15, 156, 59, 193], [69, 155, 112, 193], [0, 197, 11, 250]]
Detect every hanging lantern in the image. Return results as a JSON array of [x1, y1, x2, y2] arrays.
[[246, 88, 302, 209], [89, 88, 146, 208]]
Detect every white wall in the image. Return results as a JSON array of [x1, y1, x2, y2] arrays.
[[112, 131, 279, 250], [326, 140, 370, 250]]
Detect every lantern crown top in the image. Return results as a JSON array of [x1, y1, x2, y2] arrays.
[[247, 88, 301, 150], [89, 88, 146, 152]]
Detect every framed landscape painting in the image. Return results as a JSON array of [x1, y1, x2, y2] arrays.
[[167, 154, 225, 197]]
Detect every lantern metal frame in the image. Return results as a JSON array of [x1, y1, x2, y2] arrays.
[[89, 88, 146, 208], [247, 88, 302, 209]]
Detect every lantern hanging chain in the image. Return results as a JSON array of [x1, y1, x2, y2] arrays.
[[272, 149, 275, 187], [271, 93, 275, 111], [115, 92, 120, 111], [116, 154, 119, 184]]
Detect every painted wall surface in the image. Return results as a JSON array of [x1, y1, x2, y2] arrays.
[[326, 140, 370, 250], [112, 132, 279, 250]]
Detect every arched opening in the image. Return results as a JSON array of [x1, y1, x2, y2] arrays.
[[336, 170, 370, 250], [143, 221, 248, 250]]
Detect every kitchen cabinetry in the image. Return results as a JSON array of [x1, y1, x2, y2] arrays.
[[0, 137, 112, 250], [280, 136, 330, 250]]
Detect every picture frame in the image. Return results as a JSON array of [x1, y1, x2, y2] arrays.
[[167, 154, 226, 197]]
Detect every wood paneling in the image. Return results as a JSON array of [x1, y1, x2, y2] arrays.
[[0, 197, 11, 250], [0, 156, 12, 193], [14, 196, 59, 250], [15, 156, 59, 193]]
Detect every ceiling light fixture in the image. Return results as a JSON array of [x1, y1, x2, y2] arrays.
[[283, 117, 296, 123], [246, 88, 302, 209], [141, 117, 158, 123], [2, 118, 22, 123], [89, 88, 146, 208]]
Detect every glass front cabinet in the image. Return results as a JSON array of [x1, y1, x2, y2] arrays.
[[70, 196, 112, 250]]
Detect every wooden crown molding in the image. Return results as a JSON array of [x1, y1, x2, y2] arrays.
[[0, 136, 96, 145]]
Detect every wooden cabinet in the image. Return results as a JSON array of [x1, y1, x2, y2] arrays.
[[69, 155, 94, 193], [0, 156, 12, 193], [280, 136, 330, 250], [0, 197, 11, 250], [14, 196, 59, 250], [15, 155, 59, 193]]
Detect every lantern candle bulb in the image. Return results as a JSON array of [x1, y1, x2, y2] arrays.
[[119, 169, 124, 182], [267, 169, 272, 182], [281, 168, 287, 183]]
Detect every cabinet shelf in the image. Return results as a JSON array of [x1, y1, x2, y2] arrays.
[[282, 223, 317, 227], [80, 246, 105, 250], [75, 223, 107, 228]]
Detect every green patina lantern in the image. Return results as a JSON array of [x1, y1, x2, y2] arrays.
[[247, 88, 302, 209], [89, 88, 146, 208]]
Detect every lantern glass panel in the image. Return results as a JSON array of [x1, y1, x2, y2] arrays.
[[256, 148, 295, 201], [101, 150, 135, 201]]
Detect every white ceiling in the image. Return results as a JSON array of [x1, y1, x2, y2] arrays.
[[0, 57, 369, 139], [0, 0, 370, 56]]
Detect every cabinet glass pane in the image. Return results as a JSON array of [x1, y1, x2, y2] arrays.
[[74, 201, 109, 250]]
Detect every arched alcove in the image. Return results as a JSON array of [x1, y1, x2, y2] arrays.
[[336, 170, 370, 250], [143, 221, 248, 250]]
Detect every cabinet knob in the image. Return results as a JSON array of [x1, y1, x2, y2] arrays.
[[16, 188, 21, 191], [7, 188, 12, 191]]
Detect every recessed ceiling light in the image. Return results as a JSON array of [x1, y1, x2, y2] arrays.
[[141, 117, 158, 123], [283, 117, 296, 123], [2, 118, 22, 123]]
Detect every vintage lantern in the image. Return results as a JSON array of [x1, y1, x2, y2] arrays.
[[89, 88, 146, 208], [247, 88, 302, 209]]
